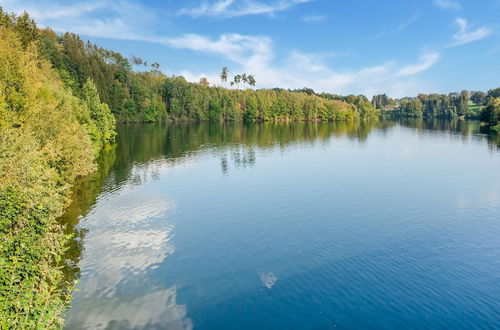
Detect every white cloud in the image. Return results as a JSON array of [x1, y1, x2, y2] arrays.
[[301, 15, 327, 23], [452, 17, 492, 46], [66, 191, 190, 329], [178, 0, 313, 18], [433, 0, 461, 11], [163, 33, 273, 67], [166, 32, 440, 97], [67, 288, 192, 330], [489, 45, 500, 55], [288, 51, 328, 72], [2, 2, 106, 20], [0, 0, 158, 40], [375, 13, 419, 38], [395, 52, 440, 77]]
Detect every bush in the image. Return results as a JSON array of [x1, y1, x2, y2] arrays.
[[0, 15, 115, 328]]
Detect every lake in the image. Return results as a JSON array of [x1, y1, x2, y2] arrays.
[[61, 119, 500, 329]]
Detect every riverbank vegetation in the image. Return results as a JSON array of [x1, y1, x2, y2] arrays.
[[372, 89, 500, 131], [38, 29, 379, 123], [164, 77, 379, 122], [0, 10, 115, 328], [480, 97, 500, 132]]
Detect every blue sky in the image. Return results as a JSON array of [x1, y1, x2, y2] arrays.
[[1, 0, 499, 97]]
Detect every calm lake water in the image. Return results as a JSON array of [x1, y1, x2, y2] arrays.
[[61, 120, 500, 329]]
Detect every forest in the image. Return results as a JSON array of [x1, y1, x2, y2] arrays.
[[0, 6, 499, 329], [36, 29, 381, 123], [372, 89, 500, 131], [0, 9, 115, 328], [5, 12, 377, 124]]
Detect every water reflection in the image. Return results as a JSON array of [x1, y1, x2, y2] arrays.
[[61, 119, 499, 329], [59, 144, 117, 287], [65, 193, 188, 329], [67, 287, 191, 330], [396, 118, 500, 151], [110, 120, 498, 180], [111, 121, 391, 180]]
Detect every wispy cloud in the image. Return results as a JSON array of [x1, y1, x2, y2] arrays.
[[0, 0, 158, 40], [433, 0, 461, 11], [301, 14, 327, 23], [488, 45, 500, 55], [452, 17, 492, 46], [165, 32, 440, 97], [178, 0, 313, 18], [375, 13, 419, 38], [162, 33, 273, 68], [395, 52, 440, 77], [1, 1, 106, 20]]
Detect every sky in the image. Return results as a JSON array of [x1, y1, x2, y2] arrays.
[[1, 0, 499, 97]]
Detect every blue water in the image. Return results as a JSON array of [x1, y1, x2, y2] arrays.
[[62, 120, 500, 329]]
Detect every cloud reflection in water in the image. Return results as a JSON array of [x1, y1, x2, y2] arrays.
[[65, 180, 191, 329]]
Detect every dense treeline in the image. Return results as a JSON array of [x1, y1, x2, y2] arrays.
[[1, 9, 378, 124], [0, 8, 165, 123], [480, 97, 500, 131], [0, 9, 115, 328], [373, 91, 470, 117], [38, 30, 167, 123], [372, 89, 500, 130], [164, 77, 379, 122]]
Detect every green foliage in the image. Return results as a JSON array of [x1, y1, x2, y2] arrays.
[[468, 101, 483, 117], [0, 10, 116, 328], [229, 72, 256, 88], [376, 91, 475, 119], [164, 78, 378, 122], [32, 21, 377, 124], [399, 98, 424, 117], [470, 91, 486, 105], [487, 88, 500, 100], [36, 29, 166, 123], [372, 93, 397, 111], [480, 97, 500, 130], [0, 130, 70, 329], [82, 79, 116, 153]]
